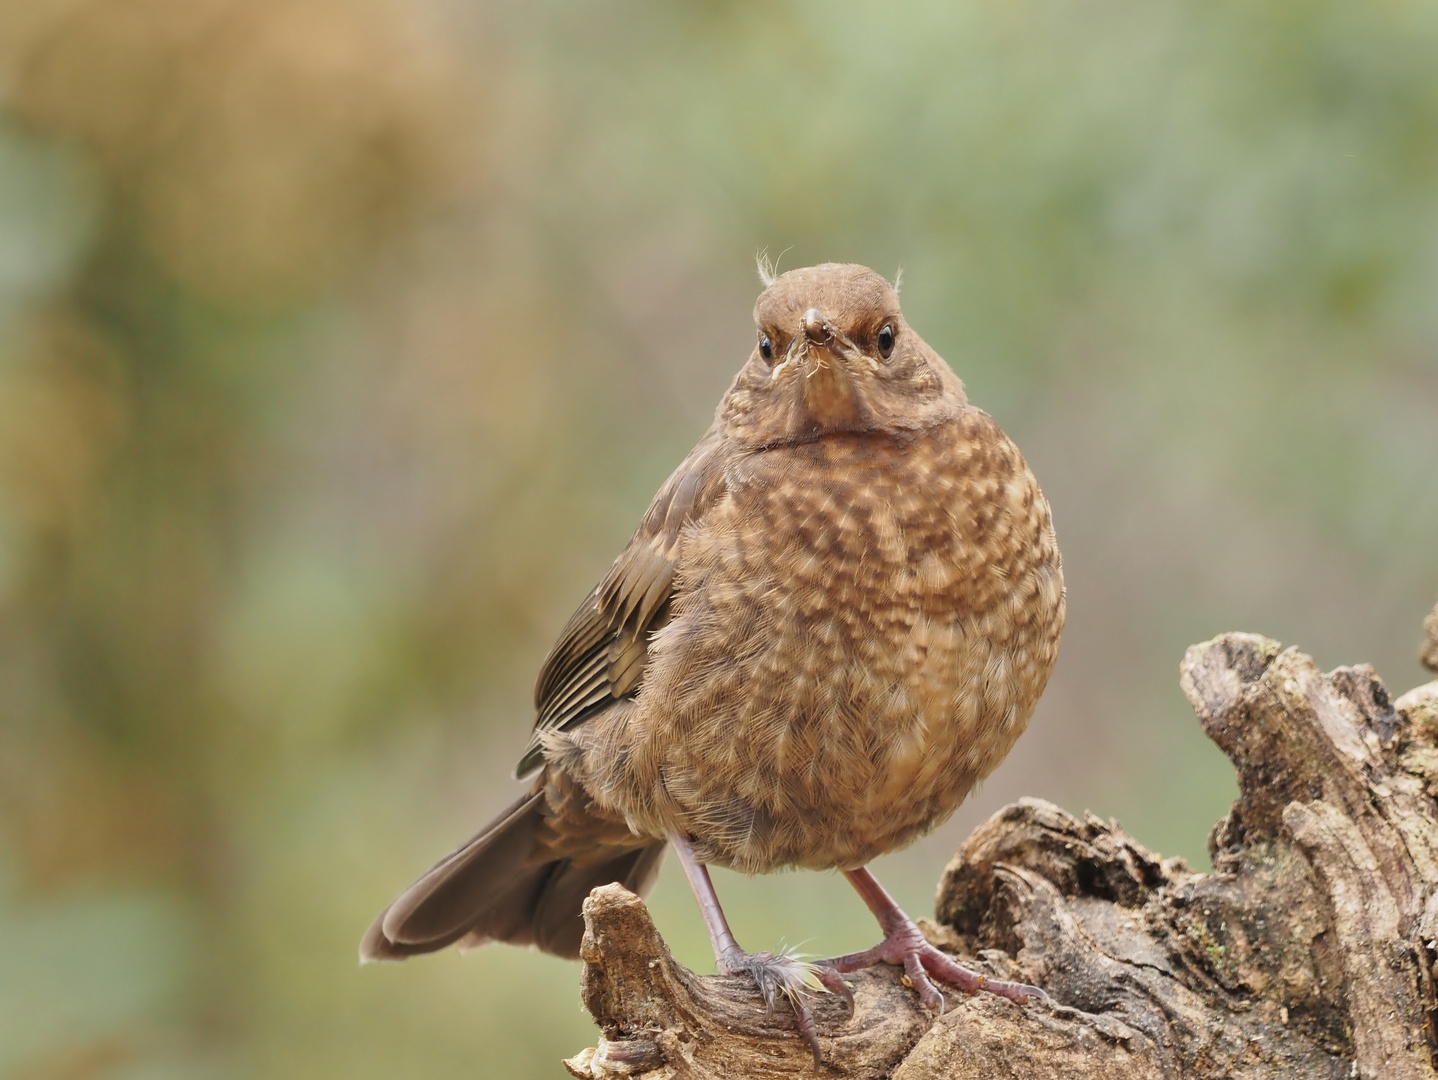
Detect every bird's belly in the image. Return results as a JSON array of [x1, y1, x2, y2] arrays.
[[608, 431, 1064, 873], [644, 579, 1037, 872]]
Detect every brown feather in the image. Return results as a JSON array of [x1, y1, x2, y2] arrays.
[[516, 427, 727, 776], [360, 786, 665, 963]]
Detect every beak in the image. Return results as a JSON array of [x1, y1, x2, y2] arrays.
[[799, 307, 865, 365], [770, 307, 874, 432], [771, 308, 864, 382], [803, 308, 832, 346]]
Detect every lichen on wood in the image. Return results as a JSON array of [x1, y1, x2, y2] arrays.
[[564, 617, 1438, 1079]]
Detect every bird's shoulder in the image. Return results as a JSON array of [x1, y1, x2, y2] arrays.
[[516, 423, 729, 775]]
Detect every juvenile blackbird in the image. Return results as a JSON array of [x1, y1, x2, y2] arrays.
[[362, 262, 1066, 1061]]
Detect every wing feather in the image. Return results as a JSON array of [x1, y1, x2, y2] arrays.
[[516, 424, 727, 776]]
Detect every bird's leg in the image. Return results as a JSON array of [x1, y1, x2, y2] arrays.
[[667, 833, 851, 1065], [827, 866, 1050, 1013]]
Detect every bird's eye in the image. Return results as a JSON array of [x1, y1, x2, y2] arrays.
[[877, 323, 897, 359], [759, 334, 774, 363]]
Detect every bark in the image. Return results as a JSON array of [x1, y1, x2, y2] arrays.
[[563, 619, 1438, 1080]]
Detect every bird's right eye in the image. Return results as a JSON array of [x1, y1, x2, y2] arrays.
[[759, 334, 774, 362], [877, 323, 897, 359]]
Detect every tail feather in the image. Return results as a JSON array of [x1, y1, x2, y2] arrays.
[[527, 842, 666, 957], [359, 910, 479, 961], [381, 792, 545, 947], [361, 788, 665, 963]]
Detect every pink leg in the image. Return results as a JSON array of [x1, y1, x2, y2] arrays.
[[829, 866, 1049, 1013], [668, 833, 851, 1065]]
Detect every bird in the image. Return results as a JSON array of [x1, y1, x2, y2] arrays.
[[361, 261, 1066, 1063]]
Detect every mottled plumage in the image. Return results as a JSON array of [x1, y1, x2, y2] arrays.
[[362, 263, 1065, 1059]]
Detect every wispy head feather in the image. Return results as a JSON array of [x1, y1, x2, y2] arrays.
[[893, 266, 904, 296], [755, 246, 794, 289], [756, 250, 776, 288]]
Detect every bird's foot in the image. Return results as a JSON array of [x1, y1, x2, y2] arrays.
[[717, 947, 852, 1065], [825, 918, 1048, 1015]]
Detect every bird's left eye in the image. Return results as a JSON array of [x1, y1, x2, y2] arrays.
[[759, 334, 774, 363], [877, 324, 896, 359]]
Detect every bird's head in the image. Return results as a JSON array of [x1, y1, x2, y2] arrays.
[[720, 263, 966, 450]]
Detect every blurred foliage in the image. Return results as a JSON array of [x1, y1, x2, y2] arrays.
[[0, 0, 1436, 1076]]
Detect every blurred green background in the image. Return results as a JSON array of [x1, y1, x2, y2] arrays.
[[2, 0, 1437, 1076]]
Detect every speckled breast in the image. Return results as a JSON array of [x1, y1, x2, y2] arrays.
[[618, 410, 1064, 874]]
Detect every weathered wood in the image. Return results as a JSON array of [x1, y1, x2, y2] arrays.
[[564, 620, 1438, 1079]]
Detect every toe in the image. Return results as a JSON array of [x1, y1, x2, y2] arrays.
[[917, 941, 987, 995], [987, 977, 1052, 1006], [918, 941, 1050, 1006], [904, 952, 947, 1013], [824, 944, 884, 974], [814, 964, 854, 1014]]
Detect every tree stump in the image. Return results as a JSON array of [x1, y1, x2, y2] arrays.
[[563, 625, 1438, 1079]]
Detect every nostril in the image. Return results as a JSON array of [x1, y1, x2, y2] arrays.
[[802, 309, 830, 344]]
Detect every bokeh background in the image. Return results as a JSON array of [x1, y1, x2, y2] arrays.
[[2, 1, 1437, 1076]]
